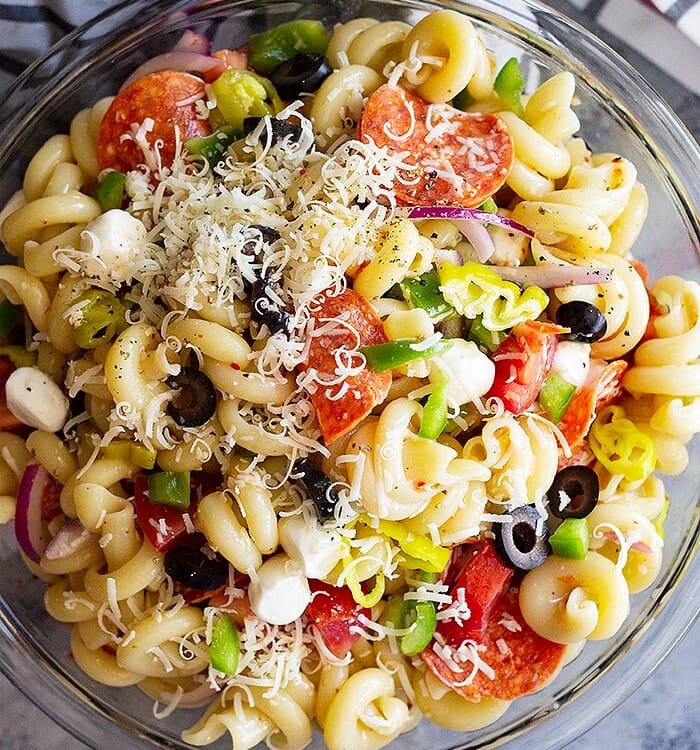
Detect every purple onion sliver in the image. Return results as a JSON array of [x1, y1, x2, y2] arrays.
[[453, 219, 495, 263], [489, 264, 613, 288], [173, 29, 212, 56], [120, 51, 222, 89], [397, 205, 534, 238], [14, 462, 51, 563]]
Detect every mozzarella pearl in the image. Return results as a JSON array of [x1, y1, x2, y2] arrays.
[[79, 208, 147, 284], [248, 554, 311, 625], [279, 514, 344, 579], [5, 366, 69, 432]]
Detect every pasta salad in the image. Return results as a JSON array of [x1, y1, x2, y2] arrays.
[[0, 8, 696, 750]]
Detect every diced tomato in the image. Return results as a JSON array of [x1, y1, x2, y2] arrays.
[[305, 579, 370, 659], [302, 288, 392, 445], [98, 70, 212, 173], [558, 359, 627, 452], [358, 84, 513, 208], [436, 539, 513, 646], [208, 588, 255, 626], [422, 585, 567, 702], [133, 475, 199, 552], [486, 320, 561, 415]]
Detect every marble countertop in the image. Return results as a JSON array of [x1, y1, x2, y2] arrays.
[[0, 1, 698, 749]]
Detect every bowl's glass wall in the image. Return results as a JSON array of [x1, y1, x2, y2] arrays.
[[0, 1, 697, 749]]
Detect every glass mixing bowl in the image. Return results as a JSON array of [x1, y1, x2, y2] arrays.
[[0, 1, 697, 749]]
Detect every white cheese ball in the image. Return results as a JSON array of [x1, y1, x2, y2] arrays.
[[430, 338, 495, 407], [79, 208, 147, 284], [248, 554, 311, 626], [279, 514, 345, 580], [5, 366, 69, 432], [551, 340, 590, 387]]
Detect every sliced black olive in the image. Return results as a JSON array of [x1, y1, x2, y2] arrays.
[[270, 53, 332, 101], [166, 367, 217, 427], [293, 457, 339, 522], [556, 300, 608, 343], [248, 224, 281, 247], [251, 278, 290, 335], [494, 505, 550, 570], [164, 545, 229, 590], [546, 465, 599, 519], [243, 116, 304, 143]]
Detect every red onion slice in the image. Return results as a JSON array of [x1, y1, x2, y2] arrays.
[[173, 29, 211, 56], [395, 206, 535, 237], [14, 463, 51, 563], [489, 264, 613, 288], [44, 519, 94, 561], [452, 218, 495, 263], [120, 52, 224, 89]]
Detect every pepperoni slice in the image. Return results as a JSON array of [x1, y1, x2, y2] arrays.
[[559, 359, 628, 452], [358, 84, 513, 207], [421, 585, 567, 702], [302, 288, 391, 445], [98, 70, 211, 172]]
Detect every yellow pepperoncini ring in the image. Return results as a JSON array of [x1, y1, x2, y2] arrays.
[[360, 515, 451, 574], [341, 555, 385, 608], [437, 260, 549, 331], [589, 405, 656, 482]]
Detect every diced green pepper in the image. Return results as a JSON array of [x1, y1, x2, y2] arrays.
[[381, 595, 436, 657], [210, 615, 240, 675], [0, 298, 21, 339], [468, 315, 507, 352], [360, 337, 452, 373], [96, 170, 126, 211], [209, 69, 282, 132], [549, 517, 589, 559], [248, 20, 330, 74], [400, 270, 454, 321], [147, 470, 191, 510], [0, 344, 36, 368], [479, 197, 498, 213], [185, 125, 240, 168], [419, 375, 449, 440], [72, 290, 127, 349], [539, 372, 577, 422], [452, 87, 474, 111], [104, 440, 157, 470], [400, 600, 437, 656], [494, 57, 525, 117]]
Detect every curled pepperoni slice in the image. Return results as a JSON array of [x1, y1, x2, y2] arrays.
[[559, 359, 628, 452], [302, 288, 391, 445], [98, 70, 211, 172], [421, 585, 567, 702], [358, 84, 513, 207]]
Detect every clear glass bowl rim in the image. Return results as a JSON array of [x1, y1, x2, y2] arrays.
[[0, 1, 697, 749]]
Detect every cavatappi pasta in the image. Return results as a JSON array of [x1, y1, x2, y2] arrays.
[[0, 8, 697, 750]]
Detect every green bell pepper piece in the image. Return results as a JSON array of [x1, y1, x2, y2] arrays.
[[210, 615, 240, 675], [479, 197, 498, 213], [539, 372, 577, 422], [185, 125, 240, 168], [103, 440, 157, 470], [419, 375, 449, 440], [147, 470, 191, 510], [96, 170, 126, 211], [452, 87, 474, 111], [467, 315, 507, 352], [400, 270, 454, 321], [248, 20, 330, 74], [400, 600, 437, 656], [209, 69, 282, 132], [494, 57, 525, 117], [550, 517, 589, 560], [360, 338, 452, 373]]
